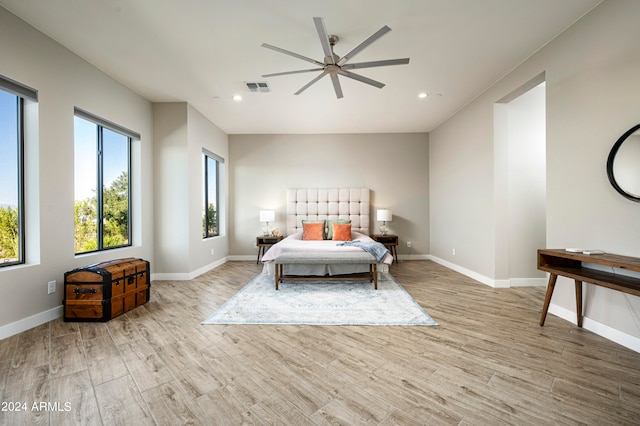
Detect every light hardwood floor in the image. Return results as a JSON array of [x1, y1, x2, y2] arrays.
[[1, 260, 640, 425]]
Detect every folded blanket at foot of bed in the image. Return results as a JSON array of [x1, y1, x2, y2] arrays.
[[336, 240, 390, 262]]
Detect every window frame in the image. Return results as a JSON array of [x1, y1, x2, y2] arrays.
[[203, 153, 220, 238], [73, 109, 137, 255], [0, 73, 34, 268], [0, 92, 25, 267]]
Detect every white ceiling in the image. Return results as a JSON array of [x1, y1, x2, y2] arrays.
[[0, 0, 601, 134]]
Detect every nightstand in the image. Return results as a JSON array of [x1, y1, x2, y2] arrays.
[[372, 234, 398, 263], [256, 235, 283, 263]]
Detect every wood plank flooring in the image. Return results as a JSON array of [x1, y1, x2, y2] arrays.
[[1, 260, 640, 425]]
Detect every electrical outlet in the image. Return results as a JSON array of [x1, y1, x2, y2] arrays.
[[406, 241, 412, 248], [210, 248, 215, 255], [452, 248, 456, 256], [47, 280, 56, 294]]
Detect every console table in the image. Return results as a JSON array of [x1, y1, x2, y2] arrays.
[[538, 249, 640, 327]]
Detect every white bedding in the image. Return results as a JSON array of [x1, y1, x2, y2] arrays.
[[261, 231, 392, 276]]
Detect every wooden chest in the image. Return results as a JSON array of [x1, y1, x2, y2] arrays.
[[63, 258, 150, 322]]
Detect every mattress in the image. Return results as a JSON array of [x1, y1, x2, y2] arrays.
[[261, 231, 392, 276]]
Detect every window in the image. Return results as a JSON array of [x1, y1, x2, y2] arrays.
[[203, 150, 223, 238], [0, 75, 36, 267], [74, 108, 138, 254]]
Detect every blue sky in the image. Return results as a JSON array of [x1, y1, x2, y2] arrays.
[[74, 116, 129, 201], [0, 88, 128, 207], [0, 90, 18, 207]]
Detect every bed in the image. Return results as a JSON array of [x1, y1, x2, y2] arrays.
[[261, 188, 393, 277]]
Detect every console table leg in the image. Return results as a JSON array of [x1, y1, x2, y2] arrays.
[[575, 280, 583, 327], [540, 273, 558, 326]]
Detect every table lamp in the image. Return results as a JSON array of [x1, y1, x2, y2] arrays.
[[377, 209, 392, 235], [259, 210, 275, 235]]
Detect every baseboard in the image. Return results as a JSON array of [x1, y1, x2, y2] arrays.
[[428, 255, 546, 288], [428, 255, 497, 287], [429, 257, 640, 353], [152, 257, 228, 281], [1, 259, 229, 339], [0, 305, 63, 340], [548, 303, 640, 353], [5, 259, 636, 353]]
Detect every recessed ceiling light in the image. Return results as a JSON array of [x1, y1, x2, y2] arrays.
[[418, 92, 428, 99], [233, 95, 242, 101]]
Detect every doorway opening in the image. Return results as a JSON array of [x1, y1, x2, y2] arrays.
[[494, 73, 547, 286]]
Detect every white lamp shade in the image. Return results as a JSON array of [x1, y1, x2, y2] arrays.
[[377, 209, 392, 222], [259, 210, 275, 223]]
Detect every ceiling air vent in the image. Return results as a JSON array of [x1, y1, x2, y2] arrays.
[[245, 82, 270, 93]]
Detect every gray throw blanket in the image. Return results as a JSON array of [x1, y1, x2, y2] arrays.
[[336, 240, 390, 262]]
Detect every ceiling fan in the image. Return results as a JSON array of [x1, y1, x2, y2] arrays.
[[261, 17, 410, 99]]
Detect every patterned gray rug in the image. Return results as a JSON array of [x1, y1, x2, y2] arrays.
[[202, 273, 437, 326]]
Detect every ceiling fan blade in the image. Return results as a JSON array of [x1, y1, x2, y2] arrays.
[[338, 70, 385, 89], [341, 58, 410, 70], [330, 73, 344, 99], [262, 68, 324, 78], [336, 25, 391, 66], [294, 70, 329, 95], [313, 17, 335, 65], [261, 43, 325, 67]]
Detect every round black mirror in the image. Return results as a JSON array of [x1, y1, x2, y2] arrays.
[[607, 124, 640, 202]]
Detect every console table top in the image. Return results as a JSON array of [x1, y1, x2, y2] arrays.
[[538, 249, 640, 273]]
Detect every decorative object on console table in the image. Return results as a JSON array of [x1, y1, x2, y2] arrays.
[[376, 209, 392, 235], [371, 234, 398, 263], [537, 249, 640, 327], [256, 235, 283, 264], [259, 210, 275, 235], [63, 258, 150, 322]]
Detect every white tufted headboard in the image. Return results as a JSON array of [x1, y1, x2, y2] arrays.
[[286, 188, 370, 236]]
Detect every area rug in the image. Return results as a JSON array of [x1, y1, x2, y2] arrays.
[[202, 273, 437, 326]]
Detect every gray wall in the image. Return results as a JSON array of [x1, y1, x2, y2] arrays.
[[3, 0, 639, 350], [153, 103, 229, 278], [228, 133, 429, 258], [430, 0, 640, 340], [0, 8, 154, 335]]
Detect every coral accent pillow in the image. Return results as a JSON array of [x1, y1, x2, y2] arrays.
[[332, 223, 352, 241], [326, 219, 351, 239], [302, 222, 324, 240]]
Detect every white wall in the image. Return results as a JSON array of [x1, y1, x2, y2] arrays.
[[493, 83, 546, 286], [228, 133, 429, 259], [153, 103, 189, 274], [186, 104, 229, 273], [430, 0, 640, 344], [506, 85, 546, 282], [0, 8, 154, 337], [612, 133, 640, 198], [153, 103, 229, 278], [429, 102, 495, 278]]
